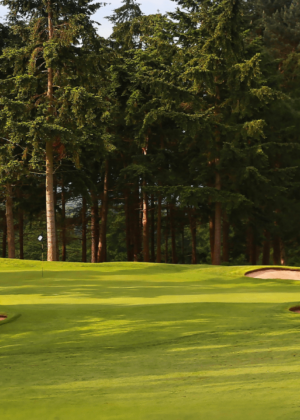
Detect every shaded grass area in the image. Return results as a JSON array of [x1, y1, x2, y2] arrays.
[[1, 260, 300, 419]]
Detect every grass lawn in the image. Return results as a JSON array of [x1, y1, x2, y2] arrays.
[[1, 260, 300, 419]]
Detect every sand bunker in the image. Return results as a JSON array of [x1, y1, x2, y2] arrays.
[[246, 268, 300, 280], [0, 315, 7, 321]]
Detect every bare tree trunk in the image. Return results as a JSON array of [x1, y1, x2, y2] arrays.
[[189, 209, 197, 264], [46, 142, 57, 261], [53, 176, 59, 261], [125, 187, 131, 262], [262, 231, 270, 265], [90, 192, 98, 263], [46, 3, 57, 261], [19, 207, 24, 260], [156, 193, 162, 263], [170, 204, 177, 264], [82, 197, 87, 263], [142, 182, 149, 262], [6, 185, 15, 259], [213, 173, 221, 265], [222, 213, 229, 263], [98, 160, 109, 263], [251, 239, 257, 265], [61, 178, 66, 261], [181, 221, 185, 264], [129, 199, 134, 262], [165, 208, 169, 263], [273, 235, 281, 265], [247, 226, 257, 265], [280, 239, 286, 265], [133, 184, 140, 262], [151, 194, 155, 262], [2, 213, 7, 258], [209, 214, 215, 263]]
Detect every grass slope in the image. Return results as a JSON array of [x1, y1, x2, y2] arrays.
[[1, 260, 300, 420]]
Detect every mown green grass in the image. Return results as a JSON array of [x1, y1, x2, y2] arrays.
[[1, 260, 300, 419]]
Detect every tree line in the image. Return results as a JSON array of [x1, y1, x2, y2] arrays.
[[0, 0, 299, 265]]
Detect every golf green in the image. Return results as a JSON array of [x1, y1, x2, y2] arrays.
[[1, 259, 300, 420]]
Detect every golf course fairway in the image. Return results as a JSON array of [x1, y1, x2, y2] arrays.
[[1, 260, 300, 420]]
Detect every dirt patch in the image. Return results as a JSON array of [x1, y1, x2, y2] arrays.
[[0, 315, 7, 321], [245, 268, 300, 280], [290, 306, 300, 314]]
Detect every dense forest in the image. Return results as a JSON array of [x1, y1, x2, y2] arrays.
[[0, 0, 299, 265]]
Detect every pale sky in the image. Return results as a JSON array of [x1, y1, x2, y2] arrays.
[[0, 1, 178, 38]]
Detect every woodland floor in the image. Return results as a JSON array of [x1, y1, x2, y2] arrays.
[[1, 260, 300, 419]]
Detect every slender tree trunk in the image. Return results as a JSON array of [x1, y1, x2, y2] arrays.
[[142, 183, 149, 262], [90, 192, 98, 263], [133, 184, 140, 262], [189, 209, 197, 264], [61, 178, 66, 261], [82, 197, 87, 263], [156, 194, 162, 263], [53, 176, 59, 261], [98, 160, 109, 263], [150, 194, 155, 262], [19, 207, 24, 260], [165, 208, 169, 263], [213, 173, 221, 265], [273, 235, 281, 265], [170, 204, 177, 264], [209, 215, 215, 263], [251, 239, 257, 265], [125, 187, 131, 262], [280, 239, 286, 265], [181, 221, 185, 264], [46, 142, 57, 261], [262, 231, 270, 265], [247, 226, 257, 265], [46, 3, 57, 261], [2, 213, 7, 258], [6, 185, 15, 259], [222, 213, 229, 263], [129, 199, 134, 262]]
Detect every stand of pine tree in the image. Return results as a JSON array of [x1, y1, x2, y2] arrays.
[[0, 0, 300, 265]]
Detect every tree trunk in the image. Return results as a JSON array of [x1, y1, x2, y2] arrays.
[[133, 184, 140, 262], [262, 231, 270, 265], [213, 173, 221, 265], [82, 197, 87, 263], [165, 208, 169, 263], [125, 186, 132, 262], [61, 178, 66, 261], [209, 214, 215, 263], [90, 192, 98, 263], [46, 142, 57, 261], [6, 185, 15, 259], [53, 176, 59, 261], [19, 207, 24, 260], [142, 182, 149, 262], [156, 194, 162, 263], [247, 226, 257, 265], [189, 209, 197, 264], [181, 222, 185, 264], [273, 235, 281, 265], [170, 204, 177, 264], [46, 4, 57, 261], [98, 160, 109, 263], [280, 239, 286, 265], [222, 213, 229, 263], [2, 213, 7, 258], [150, 194, 155, 262]]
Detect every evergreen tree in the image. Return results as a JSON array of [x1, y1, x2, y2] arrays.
[[0, 0, 104, 260]]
